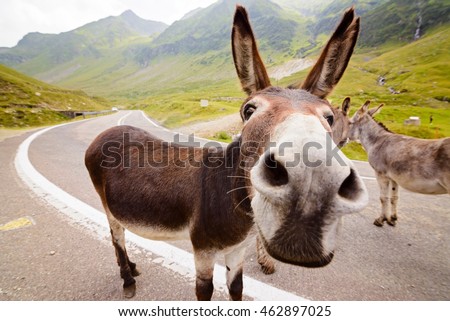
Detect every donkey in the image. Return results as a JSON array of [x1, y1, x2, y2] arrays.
[[256, 97, 352, 274], [332, 97, 352, 148], [348, 101, 450, 227], [85, 6, 368, 300]]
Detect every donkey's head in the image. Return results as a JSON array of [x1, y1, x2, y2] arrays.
[[332, 97, 352, 148], [348, 100, 384, 141], [232, 6, 368, 267]]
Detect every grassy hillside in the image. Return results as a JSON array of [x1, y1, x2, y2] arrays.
[[0, 64, 109, 127], [0, 0, 312, 100], [359, 0, 450, 47]]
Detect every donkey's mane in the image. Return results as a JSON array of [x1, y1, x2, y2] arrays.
[[371, 116, 392, 133]]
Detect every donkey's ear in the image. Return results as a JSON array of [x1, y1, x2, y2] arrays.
[[352, 100, 370, 122], [359, 100, 371, 115], [292, 7, 360, 98], [368, 104, 384, 117], [232, 5, 271, 95], [341, 97, 351, 116]]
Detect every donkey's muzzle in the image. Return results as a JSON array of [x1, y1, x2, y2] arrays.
[[268, 249, 334, 268], [257, 228, 335, 268], [250, 114, 368, 267]]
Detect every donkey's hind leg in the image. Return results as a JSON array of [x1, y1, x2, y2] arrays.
[[256, 235, 275, 275], [387, 180, 399, 226], [107, 215, 140, 298]]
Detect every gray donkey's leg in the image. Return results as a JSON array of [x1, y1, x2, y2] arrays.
[[374, 174, 391, 227], [387, 180, 399, 225]]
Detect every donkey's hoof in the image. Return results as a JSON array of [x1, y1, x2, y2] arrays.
[[123, 283, 136, 298], [387, 220, 396, 227], [131, 267, 141, 277], [373, 219, 384, 227], [260, 263, 276, 275]]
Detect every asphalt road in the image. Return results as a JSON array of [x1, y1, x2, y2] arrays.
[[1, 110, 449, 301]]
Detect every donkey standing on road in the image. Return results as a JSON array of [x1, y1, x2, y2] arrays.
[[85, 6, 368, 300], [348, 101, 450, 227]]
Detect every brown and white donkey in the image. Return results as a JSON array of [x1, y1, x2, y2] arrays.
[[85, 6, 367, 300]]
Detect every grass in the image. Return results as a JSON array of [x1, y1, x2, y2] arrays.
[[0, 64, 110, 127], [210, 131, 233, 143], [132, 77, 244, 128], [0, 108, 69, 128]]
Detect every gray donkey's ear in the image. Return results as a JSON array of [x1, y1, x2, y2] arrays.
[[341, 97, 351, 116], [359, 100, 371, 115], [368, 104, 384, 117]]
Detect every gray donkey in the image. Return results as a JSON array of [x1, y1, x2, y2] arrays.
[[348, 101, 450, 227]]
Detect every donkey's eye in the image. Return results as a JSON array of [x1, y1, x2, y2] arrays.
[[325, 114, 334, 127], [243, 104, 257, 120]]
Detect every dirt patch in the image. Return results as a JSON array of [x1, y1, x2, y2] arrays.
[[268, 58, 314, 81]]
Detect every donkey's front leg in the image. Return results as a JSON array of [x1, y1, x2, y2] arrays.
[[225, 245, 247, 301], [194, 251, 217, 301], [107, 215, 140, 298], [374, 174, 391, 227]]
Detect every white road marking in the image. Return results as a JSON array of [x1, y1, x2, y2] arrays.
[[352, 159, 369, 164], [14, 112, 307, 301], [117, 111, 132, 126], [140, 110, 164, 129], [139, 111, 233, 147]]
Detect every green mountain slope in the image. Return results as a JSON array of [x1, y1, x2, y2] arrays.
[[0, 64, 109, 127], [0, 10, 167, 81], [152, 0, 302, 51], [359, 0, 450, 47], [0, 0, 311, 100]]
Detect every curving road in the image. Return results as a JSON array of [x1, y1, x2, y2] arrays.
[[1, 110, 449, 300]]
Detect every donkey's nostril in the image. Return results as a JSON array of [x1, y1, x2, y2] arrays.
[[338, 168, 360, 200], [263, 153, 289, 186]]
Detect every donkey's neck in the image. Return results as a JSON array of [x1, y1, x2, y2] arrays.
[[358, 116, 393, 155], [198, 140, 254, 241]]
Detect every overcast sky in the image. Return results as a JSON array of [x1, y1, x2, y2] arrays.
[[0, 0, 218, 47]]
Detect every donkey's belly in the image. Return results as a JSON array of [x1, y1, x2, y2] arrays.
[[119, 221, 190, 241], [392, 174, 447, 194]]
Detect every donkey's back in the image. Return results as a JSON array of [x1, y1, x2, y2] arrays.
[[376, 135, 450, 194]]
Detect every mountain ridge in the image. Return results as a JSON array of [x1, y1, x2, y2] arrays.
[[0, 0, 448, 101]]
